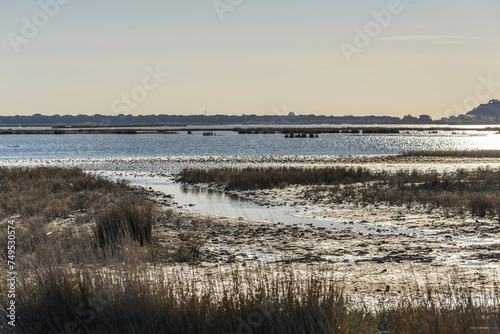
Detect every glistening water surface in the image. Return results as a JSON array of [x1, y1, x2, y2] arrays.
[[118, 173, 427, 236], [1, 131, 499, 160]]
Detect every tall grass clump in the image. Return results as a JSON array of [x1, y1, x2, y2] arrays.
[[94, 201, 154, 249]]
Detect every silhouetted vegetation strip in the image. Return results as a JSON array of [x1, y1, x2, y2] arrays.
[[0, 129, 177, 135], [236, 128, 400, 135], [404, 150, 500, 158], [179, 166, 383, 190], [237, 128, 275, 134], [361, 129, 400, 134]]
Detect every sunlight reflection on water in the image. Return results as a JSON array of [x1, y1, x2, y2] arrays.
[[0, 131, 499, 160]]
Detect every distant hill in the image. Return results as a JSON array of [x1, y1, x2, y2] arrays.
[[467, 99, 500, 119]]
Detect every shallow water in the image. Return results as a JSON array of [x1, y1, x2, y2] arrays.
[[103, 173, 500, 257], [118, 173, 427, 236], [1, 131, 499, 160]]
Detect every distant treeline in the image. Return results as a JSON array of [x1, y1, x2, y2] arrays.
[[0, 113, 435, 127]]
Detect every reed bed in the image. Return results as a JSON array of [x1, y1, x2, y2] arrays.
[[2, 236, 499, 333], [0, 167, 133, 221], [305, 167, 500, 218], [180, 166, 500, 218], [178, 166, 381, 190], [403, 150, 500, 158]]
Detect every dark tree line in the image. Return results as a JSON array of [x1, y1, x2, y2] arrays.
[[0, 113, 435, 127]]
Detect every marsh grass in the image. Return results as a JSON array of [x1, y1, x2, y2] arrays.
[[180, 166, 500, 218], [4, 252, 500, 333], [403, 150, 500, 158], [1, 167, 500, 333], [306, 167, 500, 218], [178, 166, 379, 190], [0, 167, 132, 221], [94, 201, 154, 249]]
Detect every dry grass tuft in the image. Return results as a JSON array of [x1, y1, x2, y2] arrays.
[[94, 201, 154, 250]]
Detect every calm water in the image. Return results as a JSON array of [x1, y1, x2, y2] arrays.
[[1, 130, 499, 160], [114, 173, 425, 235]]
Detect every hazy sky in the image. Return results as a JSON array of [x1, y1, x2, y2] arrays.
[[1, 0, 499, 118]]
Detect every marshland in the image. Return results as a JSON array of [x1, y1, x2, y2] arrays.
[[5, 1, 500, 331], [1, 147, 500, 333]]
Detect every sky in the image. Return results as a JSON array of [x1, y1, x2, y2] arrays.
[[0, 0, 499, 119]]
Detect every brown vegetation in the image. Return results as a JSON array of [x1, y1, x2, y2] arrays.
[[310, 167, 500, 218], [94, 201, 154, 249], [1, 167, 499, 333], [180, 166, 500, 218], [0, 167, 131, 221], [403, 150, 500, 158], [178, 166, 380, 190]]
